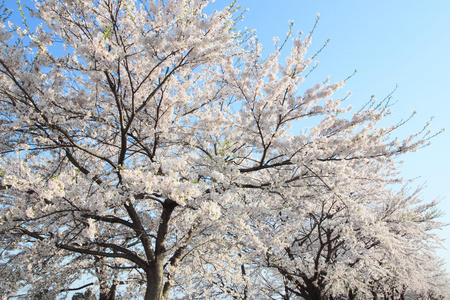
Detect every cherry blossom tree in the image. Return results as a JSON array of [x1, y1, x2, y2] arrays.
[[0, 0, 447, 299]]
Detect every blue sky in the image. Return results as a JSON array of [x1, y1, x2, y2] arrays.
[[222, 0, 450, 269]]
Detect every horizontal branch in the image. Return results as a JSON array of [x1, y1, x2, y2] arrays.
[[60, 282, 94, 292], [57, 243, 148, 270], [82, 214, 135, 229], [239, 160, 293, 173]]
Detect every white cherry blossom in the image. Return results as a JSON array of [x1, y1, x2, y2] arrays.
[[0, 0, 447, 299]]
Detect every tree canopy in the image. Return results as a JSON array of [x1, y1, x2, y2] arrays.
[[0, 0, 448, 299]]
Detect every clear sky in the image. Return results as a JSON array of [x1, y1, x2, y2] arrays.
[[217, 0, 450, 269]]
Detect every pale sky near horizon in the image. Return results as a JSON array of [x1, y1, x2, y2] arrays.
[[221, 0, 450, 269]]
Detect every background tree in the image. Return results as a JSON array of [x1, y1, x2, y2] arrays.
[[0, 0, 447, 299]]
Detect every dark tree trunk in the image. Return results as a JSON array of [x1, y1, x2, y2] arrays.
[[306, 285, 323, 300], [348, 288, 357, 300], [371, 290, 379, 300], [99, 283, 116, 300], [145, 261, 165, 300], [144, 200, 177, 300]]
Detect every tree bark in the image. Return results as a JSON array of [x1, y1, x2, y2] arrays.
[[144, 200, 177, 300], [145, 261, 165, 300], [99, 283, 116, 300]]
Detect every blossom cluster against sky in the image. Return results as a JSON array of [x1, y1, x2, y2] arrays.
[[211, 0, 450, 269], [7, 0, 450, 271]]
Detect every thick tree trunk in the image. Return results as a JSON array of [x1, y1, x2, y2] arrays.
[[304, 279, 323, 300], [305, 285, 323, 300], [99, 283, 116, 300], [308, 290, 322, 300], [145, 261, 165, 300], [371, 290, 379, 300], [348, 288, 357, 300], [144, 200, 177, 300]]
